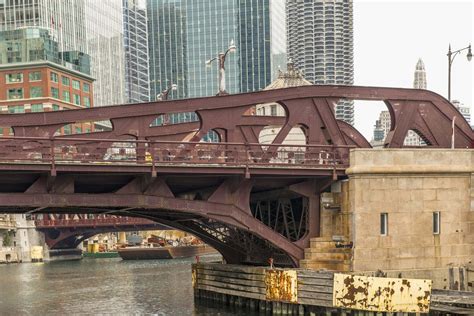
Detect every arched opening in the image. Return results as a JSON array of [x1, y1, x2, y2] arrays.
[[150, 112, 199, 127], [258, 125, 307, 164], [0, 127, 14, 136], [54, 120, 112, 136], [353, 100, 389, 147], [404, 129, 429, 147]]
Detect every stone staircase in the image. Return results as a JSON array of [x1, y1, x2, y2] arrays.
[[300, 236, 352, 271]]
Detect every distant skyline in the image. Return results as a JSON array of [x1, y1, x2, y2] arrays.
[[353, 0, 473, 139]]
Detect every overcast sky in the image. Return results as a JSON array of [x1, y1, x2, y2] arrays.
[[353, 0, 473, 139]]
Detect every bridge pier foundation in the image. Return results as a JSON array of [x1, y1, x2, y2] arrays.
[[45, 248, 82, 262]]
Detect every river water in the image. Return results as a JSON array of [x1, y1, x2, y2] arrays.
[[0, 255, 251, 315]]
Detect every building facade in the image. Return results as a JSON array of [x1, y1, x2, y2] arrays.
[[452, 100, 471, 124], [84, 0, 126, 106], [147, 0, 188, 100], [0, 61, 94, 135], [147, 0, 286, 100], [123, 0, 150, 103], [0, 0, 125, 107], [286, 0, 354, 125]]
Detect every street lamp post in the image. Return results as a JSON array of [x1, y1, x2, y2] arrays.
[[156, 84, 178, 101], [206, 40, 237, 96], [447, 43, 472, 101]]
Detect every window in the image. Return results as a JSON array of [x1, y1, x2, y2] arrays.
[[51, 87, 59, 99], [31, 104, 43, 112], [8, 105, 24, 114], [83, 96, 91, 107], [50, 72, 58, 82], [270, 104, 277, 116], [6, 73, 23, 83], [63, 125, 72, 135], [73, 94, 80, 105], [262, 107, 266, 115], [83, 83, 90, 93], [62, 90, 70, 102], [72, 79, 80, 90], [62, 76, 70, 86], [52, 104, 60, 111], [30, 87, 42, 98], [75, 126, 82, 134], [433, 212, 440, 235], [8, 88, 23, 100], [29, 71, 41, 81], [380, 213, 388, 236]]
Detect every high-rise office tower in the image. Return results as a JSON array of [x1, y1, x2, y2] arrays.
[[0, 0, 126, 107], [147, 0, 286, 100], [413, 58, 427, 89], [84, 0, 126, 106], [123, 0, 150, 103], [147, 0, 188, 100], [286, 0, 354, 125]]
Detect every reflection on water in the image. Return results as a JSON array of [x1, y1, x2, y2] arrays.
[[0, 254, 254, 315]]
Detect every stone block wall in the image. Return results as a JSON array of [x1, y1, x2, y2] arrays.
[[345, 149, 473, 273]]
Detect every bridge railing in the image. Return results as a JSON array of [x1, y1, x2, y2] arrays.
[[35, 216, 156, 228], [0, 136, 352, 168]]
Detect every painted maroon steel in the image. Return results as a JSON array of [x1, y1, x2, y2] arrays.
[[34, 214, 166, 249], [35, 214, 158, 229], [0, 85, 472, 266]]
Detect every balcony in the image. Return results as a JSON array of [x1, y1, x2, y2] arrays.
[[0, 216, 16, 229]]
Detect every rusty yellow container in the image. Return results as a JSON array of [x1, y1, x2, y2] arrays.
[[87, 243, 100, 253]]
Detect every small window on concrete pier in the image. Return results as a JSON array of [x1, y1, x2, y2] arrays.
[[433, 211, 440, 235], [380, 213, 388, 236]]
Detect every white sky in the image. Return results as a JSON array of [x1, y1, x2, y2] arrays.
[[353, 0, 473, 139]]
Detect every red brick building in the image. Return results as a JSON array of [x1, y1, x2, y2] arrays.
[[0, 61, 94, 135]]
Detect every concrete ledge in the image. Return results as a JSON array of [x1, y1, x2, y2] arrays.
[[346, 165, 473, 175]]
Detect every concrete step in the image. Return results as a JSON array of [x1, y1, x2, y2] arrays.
[[304, 247, 352, 254], [304, 251, 351, 261], [309, 236, 335, 243], [309, 240, 338, 250], [300, 259, 351, 272]]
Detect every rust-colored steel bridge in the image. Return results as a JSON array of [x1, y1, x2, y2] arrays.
[[0, 85, 472, 267], [34, 214, 166, 249]]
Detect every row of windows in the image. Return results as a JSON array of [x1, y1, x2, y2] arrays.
[[6, 87, 90, 107], [6, 71, 41, 83], [50, 87, 90, 107], [5, 72, 90, 93], [380, 212, 440, 236], [50, 72, 90, 92], [6, 103, 62, 114]]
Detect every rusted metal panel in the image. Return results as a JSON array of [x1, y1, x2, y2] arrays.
[[333, 273, 432, 313], [264, 269, 298, 303]]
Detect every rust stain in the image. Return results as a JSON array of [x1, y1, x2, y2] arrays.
[[333, 274, 432, 313], [264, 269, 298, 303], [191, 265, 197, 288]]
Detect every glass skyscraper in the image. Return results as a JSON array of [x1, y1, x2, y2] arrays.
[[147, 0, 187, 100], [123, 0, 150, 103], [147, 0, 286, 100], [84, 0, 125, 106], [0, 0, 125, 107], [287, 0, 354, 125]]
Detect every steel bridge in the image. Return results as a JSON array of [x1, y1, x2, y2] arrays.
[[34, 214, 166, 249], [0, 85, 472, 267]]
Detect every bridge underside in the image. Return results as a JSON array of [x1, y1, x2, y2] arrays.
[[38, 223, 167, 249], [0, 168, 337, 267]]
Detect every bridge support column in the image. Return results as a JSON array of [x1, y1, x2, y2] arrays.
[[45, 248, 82, 262]]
